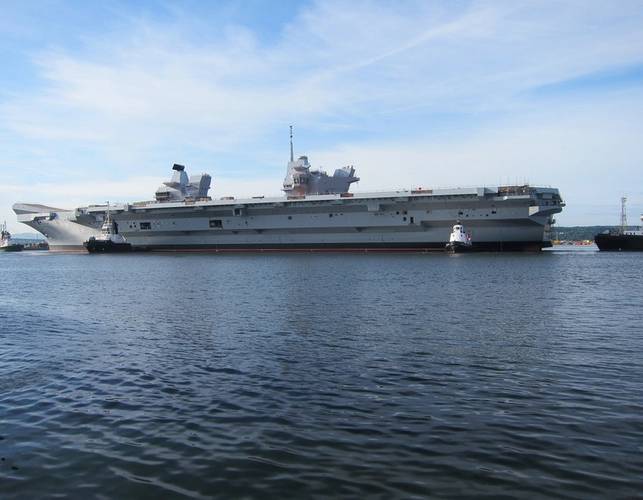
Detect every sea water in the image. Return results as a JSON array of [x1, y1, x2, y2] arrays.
[[1, 248, 642, 498]]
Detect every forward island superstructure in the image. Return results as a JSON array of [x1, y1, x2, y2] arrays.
[[14, 132, 564, 252]]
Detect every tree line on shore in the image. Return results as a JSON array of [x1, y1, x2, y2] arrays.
[[553, 226, 618, 241]]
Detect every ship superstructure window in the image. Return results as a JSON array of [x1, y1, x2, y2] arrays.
[[209, 219, 223, 228], [140, 222, 151, 230]]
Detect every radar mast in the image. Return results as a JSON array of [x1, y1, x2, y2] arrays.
[[621, 197, 627, 232]]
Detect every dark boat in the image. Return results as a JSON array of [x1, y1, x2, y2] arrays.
[[594, 200, 643, 251], [595, 232, 643, 251], [84, 236, 132, 253], [0, 244, 23, 252], [83, 205, 132, 253]]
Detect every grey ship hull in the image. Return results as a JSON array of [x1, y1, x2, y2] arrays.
[[14, 186, 563, 252]]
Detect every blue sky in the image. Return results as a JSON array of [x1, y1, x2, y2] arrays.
[[2, 0, 643, 230]]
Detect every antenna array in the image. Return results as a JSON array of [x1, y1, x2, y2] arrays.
[[620, 197, 627, 232]]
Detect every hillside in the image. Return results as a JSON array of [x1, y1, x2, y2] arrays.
[[553, 226, 616, 241]]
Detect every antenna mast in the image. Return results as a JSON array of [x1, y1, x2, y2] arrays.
[[620, 196, 627, 232], [289, 125, 294, 162]]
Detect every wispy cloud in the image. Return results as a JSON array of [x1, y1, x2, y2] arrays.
[[314, 90, 643, 224]]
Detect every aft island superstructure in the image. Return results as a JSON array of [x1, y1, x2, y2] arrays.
[[14, 132, 564, 252]]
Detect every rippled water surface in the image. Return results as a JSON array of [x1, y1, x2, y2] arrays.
[[2, 248, 642, 498]]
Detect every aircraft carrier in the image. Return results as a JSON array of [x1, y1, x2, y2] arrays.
[[13, 131, 565, 252]]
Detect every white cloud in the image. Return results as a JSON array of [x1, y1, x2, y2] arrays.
[[311, 91, 643, 225], [5, 1, 643, 146]]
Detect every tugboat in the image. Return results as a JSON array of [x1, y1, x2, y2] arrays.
[[594, 198, 643, 251], [84, 204, 132, 253], [0, 221, 23, 252], [445, 221, 473, 253]]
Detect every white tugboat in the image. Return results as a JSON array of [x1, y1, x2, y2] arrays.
[[83, 203, 132, 253], [445, 221, 472, 253], [0, 221, 23, 252]]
